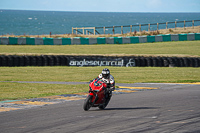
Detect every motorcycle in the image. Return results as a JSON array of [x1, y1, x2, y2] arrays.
[[83, 78, 112, 111]]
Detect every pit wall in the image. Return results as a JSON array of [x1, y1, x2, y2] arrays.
[[1, 33, 200, 45]]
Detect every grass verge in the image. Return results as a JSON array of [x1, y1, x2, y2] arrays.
[[0, 66, 200, 101], [0, 82, 88, 101], [0, 67, 200, 83], [0, 41, 200, 57]]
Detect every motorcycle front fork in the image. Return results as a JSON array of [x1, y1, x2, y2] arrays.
[[105, 90, 112, 99]]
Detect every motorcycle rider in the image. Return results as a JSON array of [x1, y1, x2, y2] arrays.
[[97, 68, 115, 99]]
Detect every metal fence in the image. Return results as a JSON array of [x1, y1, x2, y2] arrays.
[[72, 20, 200, 35]]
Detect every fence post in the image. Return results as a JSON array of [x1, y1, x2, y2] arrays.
[[148, 24, 150, 31], [166, 22, 168, 29], [104, 27, 106, 34], [94, 27, 96, 35], [72, 27, 74, 34], [157, 23, 159, 30], [192, 20, 194, 29], [83, 27, 85, 35], [175, 21, 177, 29], [130, 25, 132, 33], [139, 24, 141, 32], [76, 28, 77, 34], [112, 26, 115, 34], [184, 20, 186, 30], [121, 26, 123, 34]]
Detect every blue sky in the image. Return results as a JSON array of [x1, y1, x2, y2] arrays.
[[1, 0, 200, 12]]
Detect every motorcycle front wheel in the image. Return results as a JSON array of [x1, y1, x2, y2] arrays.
[[99, 97, 110, 110], [83, 95, 93, 111]]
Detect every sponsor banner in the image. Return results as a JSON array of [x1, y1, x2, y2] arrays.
[[68, 57, 136, 67]]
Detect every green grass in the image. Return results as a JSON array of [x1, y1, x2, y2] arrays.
[[1, 41, 200, 101], [0, 82, 88, 101], [0, 41, 200, 57], [0, 66, 200, 101], [1, 67, 200, 83]]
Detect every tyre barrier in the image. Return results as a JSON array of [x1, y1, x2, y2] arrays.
[[0, 55, 200, 67]]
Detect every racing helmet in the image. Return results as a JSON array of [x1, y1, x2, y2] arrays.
[[102, 68, 110, 79]]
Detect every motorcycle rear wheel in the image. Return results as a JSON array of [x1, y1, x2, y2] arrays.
[[83, 95, 93, 111]]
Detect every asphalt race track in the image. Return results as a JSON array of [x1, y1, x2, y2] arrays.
[[0, 83, 200, 133]]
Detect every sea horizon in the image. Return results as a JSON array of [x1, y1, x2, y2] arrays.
[[1, 9, 200, 13], [1, 9, 200, 35]]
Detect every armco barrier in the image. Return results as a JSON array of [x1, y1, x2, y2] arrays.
[[1, 33, 200, 45], [0, 55, 199, 67], [18, 37, 26, 45], [114, 37, 123, 44], [139, 36, 147, 43], [195, 33, 200, 40], [97, 37, 105, 44], [187, 33, 195, 41], [155, 35, 163, 42], [147, 36, 155, 43], [9, 37, 18, 45], [122, 37, 130, 44], [44, 38, 54, 45], [162, 34, 171, 42], [26, 38, 35, 45], [179, 34, 187, 41], [130, 36, 139, 43], [171, 34, 179, 41], [89, 38, 97, 44], [62, 38, 71, 45]]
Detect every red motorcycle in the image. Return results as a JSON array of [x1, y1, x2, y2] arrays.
[[83, 78, 112, 111]]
